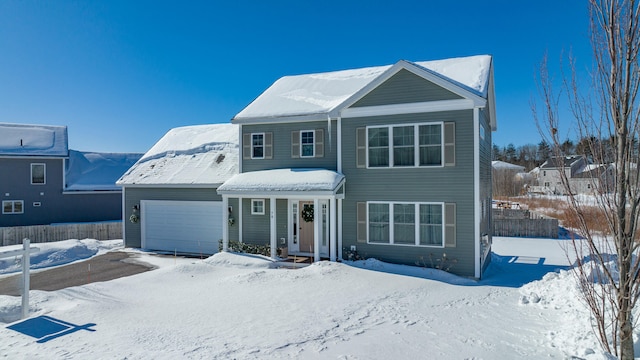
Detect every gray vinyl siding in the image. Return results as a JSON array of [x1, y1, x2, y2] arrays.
[[123, 187, 224, 248], [242, 121, 338, 172], [341, 109, 477, 277], [0, 157, 122, 227], [240, 198, 288, 247], [350, 69, 463, 108], [479, 109, 493, 273]]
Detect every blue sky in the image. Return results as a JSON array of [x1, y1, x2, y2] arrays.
[[0, 1, 592, 153]]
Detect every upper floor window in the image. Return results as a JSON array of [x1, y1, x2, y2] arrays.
[[252, 133, 265, 159], [368, 122, 443, 168], [300, 130, 315, 157], [3, 200, 24, 214], [292, 129, 324, 158], [31, 163, 46, 185]]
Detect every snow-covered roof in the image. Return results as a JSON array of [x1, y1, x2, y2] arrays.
[[540, 155, 584, 169], [0, 123, 68, 156], [65, 151, 142, 191], [217, 168, 345, 195], [234, 55, 492, 121], [117, 124, 239, 186], [492, 161, 525, 171]]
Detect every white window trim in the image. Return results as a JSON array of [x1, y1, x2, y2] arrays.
[[366, 201, 445, 248], [2, 200, 24, 214], [300, 130, 315, 158], [31, 163, 46, 185], [251, 199, 265, 215], [251, 133, 265, 160], [366, 121, 444, 169]]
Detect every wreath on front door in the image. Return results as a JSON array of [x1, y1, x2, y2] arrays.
[[301, 204, 314, 222]]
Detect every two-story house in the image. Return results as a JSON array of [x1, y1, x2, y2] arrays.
[[218, 55, 496, 278], [537, 155, 614, 195], [0, 122, 141, 227]]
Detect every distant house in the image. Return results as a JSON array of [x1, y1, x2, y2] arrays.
[[116, 124, 238, 254], [537, 155, 614, 195], [0, 122, 141, 227], [217, 55, 496, 279]]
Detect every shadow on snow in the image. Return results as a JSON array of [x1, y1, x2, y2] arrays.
[[7, 315, 95, 343]]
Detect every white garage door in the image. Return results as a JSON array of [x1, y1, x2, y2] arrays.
[[141, 200, 222, 255]]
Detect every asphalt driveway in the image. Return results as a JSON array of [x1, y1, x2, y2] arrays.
[[0, 251, 155, 296]]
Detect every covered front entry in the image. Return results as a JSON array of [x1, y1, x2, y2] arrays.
[[217, 168, 345, 262], [289, 200, 330, 257]]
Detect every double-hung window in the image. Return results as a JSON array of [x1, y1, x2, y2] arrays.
[[367, 122, 443, 168], [251, 133, 265, 159], [31, 163, 46, 184], [2, 200, 24, 214], [300, 130, 314, 157], [367, 202, 444, 247]]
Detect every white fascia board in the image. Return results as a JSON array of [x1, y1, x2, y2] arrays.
[[63, 190, 123, 195], [232, 113, 328, 125], [217, 191, 343, 199], [0, 155, 68, 160], [486, 61, 497, 131], [340, 99, 475, 118]]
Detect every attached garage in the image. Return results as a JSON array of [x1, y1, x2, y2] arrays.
[[141, 200, 222, 255]]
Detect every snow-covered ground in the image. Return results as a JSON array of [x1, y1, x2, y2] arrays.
[[0, 237, 628, 359]]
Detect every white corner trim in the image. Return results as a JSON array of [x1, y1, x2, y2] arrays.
[[473, 107, 481, 279], [340, 99, 476, 119], [337, 117, 342, 173]]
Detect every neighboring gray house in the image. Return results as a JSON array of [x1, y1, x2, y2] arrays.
[[217, 55, 496, 278], [0, 122, 141, 227], [537, 155, 614, 195], [116, 124, 238, 255]]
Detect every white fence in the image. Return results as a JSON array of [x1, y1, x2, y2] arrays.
[[1, 223, 122, 246]]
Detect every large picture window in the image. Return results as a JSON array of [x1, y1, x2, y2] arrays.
[[367, 201, 444, 247], [367, 122, 443, 168], [31, 163, 46, 185]]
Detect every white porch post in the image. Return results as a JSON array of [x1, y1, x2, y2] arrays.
[[338, 198, 343, 260], [329, 197, 337, 261], [222, 196, 229, 252], [238, 197, 243, 243], [313, 198, 320, 262], [270, 197, 277, 259]]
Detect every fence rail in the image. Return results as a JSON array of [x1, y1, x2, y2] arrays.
[[492, 209, 559, 238], [1, 222, 122, 246]]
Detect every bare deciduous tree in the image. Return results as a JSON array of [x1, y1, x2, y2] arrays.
[[532, 0, 640, 358]]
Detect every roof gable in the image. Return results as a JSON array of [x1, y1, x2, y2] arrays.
[[233, 55, 493, 123], [348, 68, 463, 108], [0, 123, 68, 157]]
